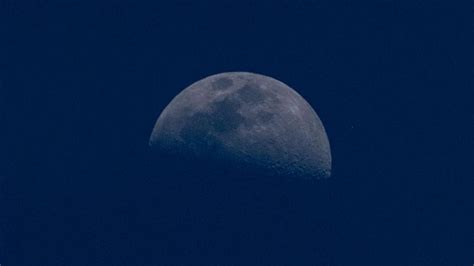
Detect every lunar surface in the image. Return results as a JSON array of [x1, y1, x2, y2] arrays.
[[149, 72, 331, 180]]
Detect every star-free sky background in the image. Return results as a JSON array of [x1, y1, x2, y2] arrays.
[[1, 0, 473, 265]]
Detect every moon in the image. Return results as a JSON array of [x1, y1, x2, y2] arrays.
[[149, 72, 331, 180]]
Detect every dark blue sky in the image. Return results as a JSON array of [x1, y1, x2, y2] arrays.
[[1, 0, 472, 265]]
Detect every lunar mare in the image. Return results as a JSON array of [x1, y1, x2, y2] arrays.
[[149, 72, 331, 179]]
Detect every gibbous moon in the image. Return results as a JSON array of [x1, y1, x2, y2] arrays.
[[149, 72, 331, 180]]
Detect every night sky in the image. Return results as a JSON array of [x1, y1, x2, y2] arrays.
[[1, 0, 473, 265]]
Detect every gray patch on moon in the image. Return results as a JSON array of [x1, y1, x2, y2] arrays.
[[213, 77, 234, 90], [256, 111, 274, 123], [237, 84, 266, 104], [194, 96, 245, 134]]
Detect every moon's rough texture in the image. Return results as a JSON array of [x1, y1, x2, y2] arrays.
[[149, 72, 331, 180]]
